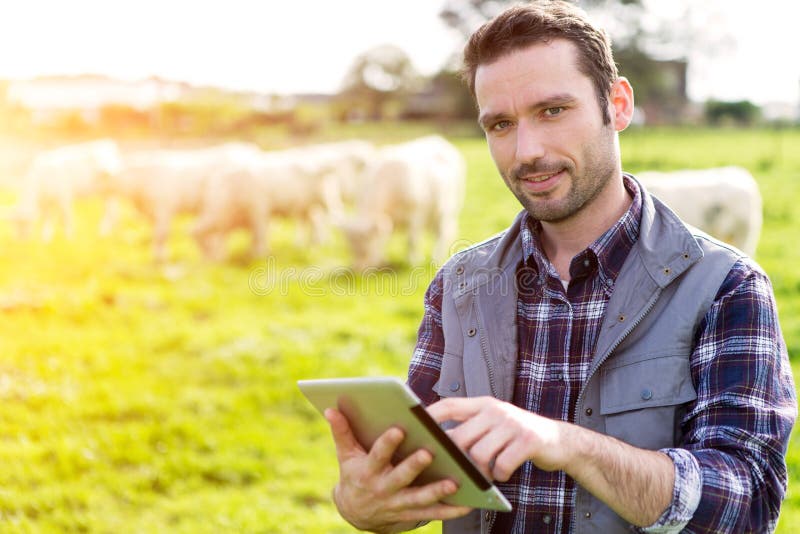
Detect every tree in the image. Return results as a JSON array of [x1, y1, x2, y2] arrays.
[[705, 100, 761, 127], [339, 45, 421, 121]]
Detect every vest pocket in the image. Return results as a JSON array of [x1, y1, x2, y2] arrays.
[[433, 352, 467, 399], [600, 354, 696, 450]]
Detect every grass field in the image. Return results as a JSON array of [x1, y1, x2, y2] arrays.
[[0, 126, 798, 532]]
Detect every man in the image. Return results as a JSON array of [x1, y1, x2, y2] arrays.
[[325, 2, 797, 532]]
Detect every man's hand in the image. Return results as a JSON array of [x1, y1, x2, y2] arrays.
[[427, 396, 574, 481], [324, 407, 472, 533], [427, 396, 675, 527]]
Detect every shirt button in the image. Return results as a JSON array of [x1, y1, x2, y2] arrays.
[[542, 514, 552, 524], [449, 381, 460, 392], [583, 259, 590, 267], [641, 388, 653, 400], [585, 407, 593, 416]]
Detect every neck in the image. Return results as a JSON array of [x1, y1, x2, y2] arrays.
[[539, 174, 631, 281]]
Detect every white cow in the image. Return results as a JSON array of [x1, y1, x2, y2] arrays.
[[339, 135, 466, 269], [112, 142, 261, 262], [11, 139, 123, 240], [192, 147, 347, 260], [283, 140, 375, 207], [637, 166, 762, 257]]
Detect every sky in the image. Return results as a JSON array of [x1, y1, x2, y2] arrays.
[[1, 0, 798, 106]]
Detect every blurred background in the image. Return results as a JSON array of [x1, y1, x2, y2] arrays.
[[0, 0, 797, 149], [0, 1, 798, 532]]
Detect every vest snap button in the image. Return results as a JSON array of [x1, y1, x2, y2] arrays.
[[584, 512, 592, 519], [449, 381, 460, 392], [641, 388, 653, 400], [455, 266, 464, 275], [467, 328, 477, 337], [585, 407, 593, 416]]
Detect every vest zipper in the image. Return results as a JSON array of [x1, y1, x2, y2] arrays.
[[573, 288, 662, 421], [570, 288, 661, 531], [476, 305, 499, 399], [484, 509, 496, 533]]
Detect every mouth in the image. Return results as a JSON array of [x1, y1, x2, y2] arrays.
[[518, 169, 564, 192]]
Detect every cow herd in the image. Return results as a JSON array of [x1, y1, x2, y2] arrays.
[[5, 136, 467, 268], [4, 136, 764, 268]]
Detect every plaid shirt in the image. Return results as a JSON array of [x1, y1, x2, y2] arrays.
[[408, 177, 796, 533]]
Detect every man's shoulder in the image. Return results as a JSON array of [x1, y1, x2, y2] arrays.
[[440, 211, 528, 273], [448, 230, 509, 262]]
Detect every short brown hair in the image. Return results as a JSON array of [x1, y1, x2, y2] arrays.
[[462, 1, 618, 124]]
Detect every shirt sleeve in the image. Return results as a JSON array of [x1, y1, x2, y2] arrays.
[[644, 258, 797, 532], [407, 268, 446, 407], [639, 448, 703, 533]]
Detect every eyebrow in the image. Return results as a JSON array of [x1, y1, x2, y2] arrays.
[[477, 93, 578, 128]]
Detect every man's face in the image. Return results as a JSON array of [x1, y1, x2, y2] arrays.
[[475, 39, 621, 223]]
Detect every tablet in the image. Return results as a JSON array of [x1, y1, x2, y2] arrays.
[[297, 376, 512, 512]]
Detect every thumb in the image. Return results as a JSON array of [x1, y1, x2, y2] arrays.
[[325, 408, 366, 462]]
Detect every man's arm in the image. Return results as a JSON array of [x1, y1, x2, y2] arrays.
[[664, 261, 796, 531], [427, 396, 675, 526]]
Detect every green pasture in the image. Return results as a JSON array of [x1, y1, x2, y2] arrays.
[[0, 126, 798, 532]]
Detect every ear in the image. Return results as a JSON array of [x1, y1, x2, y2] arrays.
[[609, 77, 634, 132]]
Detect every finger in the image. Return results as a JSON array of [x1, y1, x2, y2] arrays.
[[383, 447, 434, 492], [394, 502, 474, 523], [468, 426, 515, 479], [427, 396, 493, 424], [364, 426, 405, 474], [447, 408, 493, 451], [324, 408, 366, 462], [391, 477, 461, 510], [492, 438, 530, 482]]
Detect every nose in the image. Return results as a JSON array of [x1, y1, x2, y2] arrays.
[[515, 120, 546, 163]]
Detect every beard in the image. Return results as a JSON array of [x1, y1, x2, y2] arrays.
[[503, 129, 618, 223]]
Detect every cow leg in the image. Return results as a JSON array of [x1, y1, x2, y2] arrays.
[[250, 216, 270, 259], [152, 211, 172, 263], [99, 197, 119, 237], [407, 215, 424, 266], [433, 213, 458, 266], [308, 205, 328, 245]]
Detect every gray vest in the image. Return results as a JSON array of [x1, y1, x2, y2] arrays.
[[434, 183, 740, 533]]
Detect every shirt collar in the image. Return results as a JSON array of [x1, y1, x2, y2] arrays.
[[518, 174, 642, 286]]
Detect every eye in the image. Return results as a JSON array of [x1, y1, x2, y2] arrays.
[[491, 120, 513, 131], [544, 107, 564, 117]]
